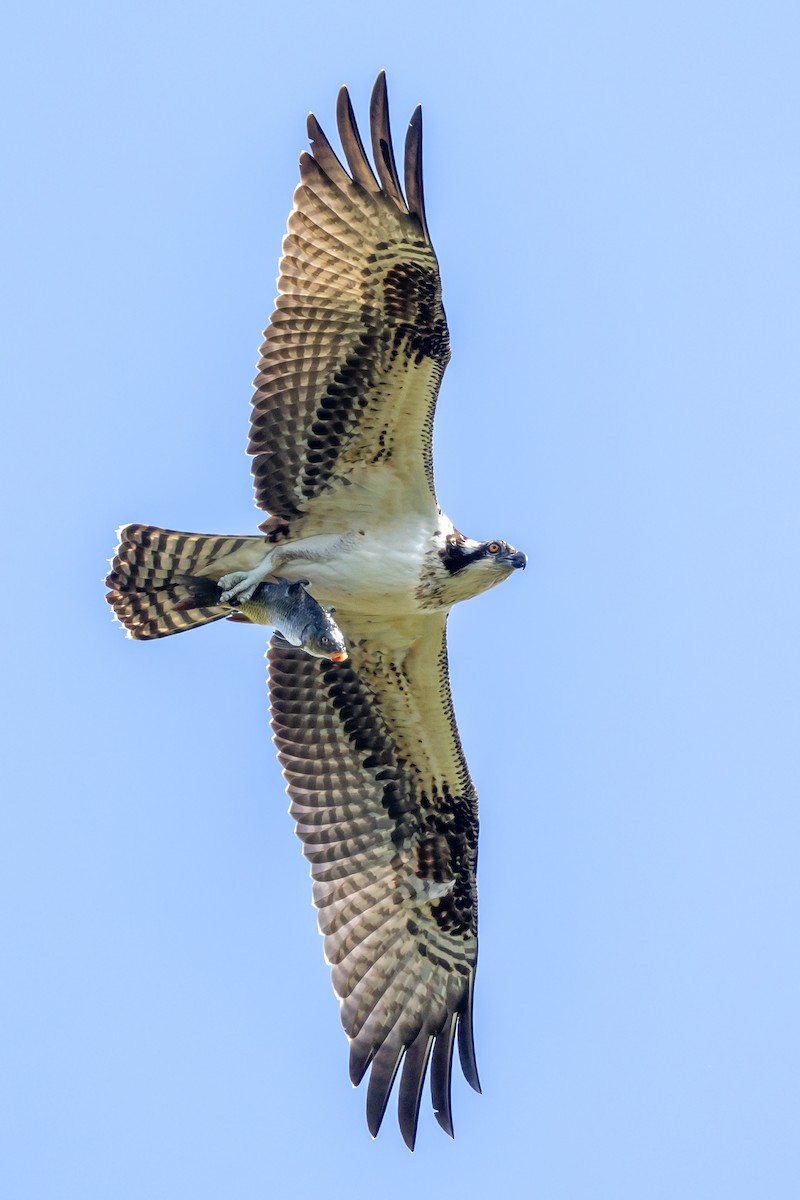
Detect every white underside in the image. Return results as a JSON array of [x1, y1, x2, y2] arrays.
[[220, 510, 451, 616]]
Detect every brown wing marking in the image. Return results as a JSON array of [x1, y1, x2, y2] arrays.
[[249, 74, 450, 526], [268, 613, 480, 1147]]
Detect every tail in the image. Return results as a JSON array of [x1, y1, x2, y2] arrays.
[[106, 524, 267, 640]]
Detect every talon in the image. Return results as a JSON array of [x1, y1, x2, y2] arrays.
[[218, 573, 243, 603], [218, 569, 263, 605], [217, 553, 276, 605]]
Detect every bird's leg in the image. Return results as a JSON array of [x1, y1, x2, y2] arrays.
[[218, 546, 283, 604], [218, 533, 355, 604]]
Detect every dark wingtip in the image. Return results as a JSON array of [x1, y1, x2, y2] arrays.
[[336, 84, 380, 193], [349, 1040, 374, 1088], [397, 1031, 434, 1151], [365, 1043, 404, 1140], [430, 1014, 458, 1136], [404, 104, 430, 242], [457, 978, 482, 1094], [306, 112, 350, 189], [433, 1108, 456, 1139], [369, 71, 406, 210]]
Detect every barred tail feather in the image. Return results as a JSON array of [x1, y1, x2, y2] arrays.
[[105, 523, 267, 640]]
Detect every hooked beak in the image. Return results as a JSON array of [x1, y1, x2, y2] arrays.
[[507, 550, 527, 570]]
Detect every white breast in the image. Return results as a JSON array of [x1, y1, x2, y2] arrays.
[[278, 510, 445, 616]]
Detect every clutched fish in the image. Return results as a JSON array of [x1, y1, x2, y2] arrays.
[[174, 575, 348, 662], [235, 578, 348, 662]]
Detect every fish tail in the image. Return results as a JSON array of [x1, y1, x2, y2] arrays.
[[105, 524, 266, 640]]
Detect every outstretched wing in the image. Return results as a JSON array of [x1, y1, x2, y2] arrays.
[[250, 72, 450, 528], [268, 612, 480, 1148]]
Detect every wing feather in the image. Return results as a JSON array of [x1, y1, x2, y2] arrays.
[[369, 72, 407, 210], [250, 75, 450, 525], [398, 1029, 435, 1150], [366, 1041, 404, 1138], [336, 85, 381, 194], [457, 972, 482, 1092], [268, 612, 480, 1145], [306, 113, 351, 191], [404, 106, 430, 242], [430, 1011, 458, 1136]]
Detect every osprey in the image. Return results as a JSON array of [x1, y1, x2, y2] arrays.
[[106, 73, 526, 1149]]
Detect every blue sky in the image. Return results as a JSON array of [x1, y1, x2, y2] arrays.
[[3, 1, 799, 1196]]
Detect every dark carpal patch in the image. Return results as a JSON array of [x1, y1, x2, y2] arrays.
[[276, 642, 478, 942], [384, 260, 450, 365], [272, 646, 420, 850], [415, 784, 477, 940], [250, 332, 379, 516]]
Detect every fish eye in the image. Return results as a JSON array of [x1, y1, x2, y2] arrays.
[[321, 635, 330, 645], [487, 541, 501, 554]]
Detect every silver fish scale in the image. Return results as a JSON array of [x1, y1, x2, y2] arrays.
[[241, 579, 347, 659]]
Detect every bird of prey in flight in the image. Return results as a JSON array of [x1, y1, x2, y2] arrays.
[[106, 73, 526, 1149]]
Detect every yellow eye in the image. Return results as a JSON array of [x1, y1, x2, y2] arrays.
[[487, 542, 501, 554]]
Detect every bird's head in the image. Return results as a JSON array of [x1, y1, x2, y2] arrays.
[[440, 533, 527, 601]]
